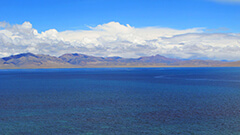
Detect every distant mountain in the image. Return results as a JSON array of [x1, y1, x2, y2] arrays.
[[220, 61, 240, 67], [59, 53, 105, 65], [174, 59, 224, 67], [0, 53, 72, 68], [137, 55, 182, 64], [59, 53, 176, 66], [0, 52, 238, 69]]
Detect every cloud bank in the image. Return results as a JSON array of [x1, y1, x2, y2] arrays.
[[0, 21, 240, 60]]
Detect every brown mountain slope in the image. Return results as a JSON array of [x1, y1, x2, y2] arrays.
[[220, 61, 240, 67], [174, 59, 225, 67], [0, 52, 239, 69], [1, 53, 73, 68], [59, 54, 175, 66], [59, 53, 106, 65], [59, 53, 226, 67], [137, 55, 182, 64]]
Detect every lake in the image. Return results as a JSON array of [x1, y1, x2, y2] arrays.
[[0, 68, 240, 134]]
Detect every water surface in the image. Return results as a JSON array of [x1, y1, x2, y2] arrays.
[[0, 68, 240, 134]]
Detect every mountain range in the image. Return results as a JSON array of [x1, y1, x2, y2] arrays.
[[0, 52, 239, 69]]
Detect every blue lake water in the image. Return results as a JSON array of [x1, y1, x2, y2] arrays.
[[0, 67, 240, 135]]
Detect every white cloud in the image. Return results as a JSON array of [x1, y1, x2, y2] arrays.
[[0, 21, 240, 60], [0, 22, 8, 28]]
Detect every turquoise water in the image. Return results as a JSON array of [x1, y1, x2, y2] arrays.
[[0, 68, 240, 135]]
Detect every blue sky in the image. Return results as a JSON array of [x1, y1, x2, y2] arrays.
[[0, 0, 239, 32]]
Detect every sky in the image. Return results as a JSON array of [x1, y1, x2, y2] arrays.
[[0, 0, 240, 60]]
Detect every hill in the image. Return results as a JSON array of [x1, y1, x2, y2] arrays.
[[0, 52, 237, 69]]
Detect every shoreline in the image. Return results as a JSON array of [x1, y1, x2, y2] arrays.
[[1, 65, 240, 70]]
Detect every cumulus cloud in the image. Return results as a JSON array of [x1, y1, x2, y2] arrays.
[[0, 21, 240, 60]]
